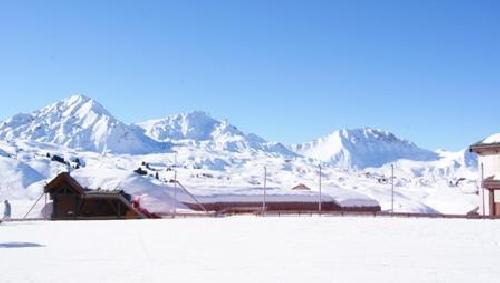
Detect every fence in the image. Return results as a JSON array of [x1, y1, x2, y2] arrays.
[[3, 210, 495, 222]]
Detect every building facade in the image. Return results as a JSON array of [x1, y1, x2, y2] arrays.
[[470, 135, 500, 217], [44, 172, 145, 220]]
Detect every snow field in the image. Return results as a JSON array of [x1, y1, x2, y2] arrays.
[[0, 143, 480, 217], [1, 217, 500, 283]]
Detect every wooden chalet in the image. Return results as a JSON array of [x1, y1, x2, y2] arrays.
[[470, 140, 500, 217], [44, 173, 145, 220]]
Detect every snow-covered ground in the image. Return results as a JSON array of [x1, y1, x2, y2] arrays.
[[0, 138, 480, 217], [1, 217, 500, 283]]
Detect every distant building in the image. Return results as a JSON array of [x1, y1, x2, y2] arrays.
[[470, 134, 500, 217], [44, 172, 145, 220], [182, 185, 381, 213], [291, 183, 311, 191]]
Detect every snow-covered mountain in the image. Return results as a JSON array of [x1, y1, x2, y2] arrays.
[[137, 111, 294, 155], [0, 95, 484, 216], [290, 128, 439, 169], [0, 95, 165, 154], [0, 95, 476, 170]]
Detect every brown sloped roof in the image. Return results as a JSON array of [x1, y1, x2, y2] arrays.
[[291, 183, 312, 191], [44, 172, 85, 194], [469, 142, 500, 154]]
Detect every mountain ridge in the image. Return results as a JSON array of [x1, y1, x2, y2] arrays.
[[0, 95, 479, 169], [136, 111, 294, 155], [290, 128, 440, 169], [0, 95, 165, 154]]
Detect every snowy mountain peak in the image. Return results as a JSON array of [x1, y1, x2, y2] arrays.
[[137, 111, 294, 155], [338, 128, 415, 146], [40, 94, 110, 119], [291, 127, 439, 169], [66, 94, 91, 104], [138, 111, 243, 141], [0, 95, 164, 154]]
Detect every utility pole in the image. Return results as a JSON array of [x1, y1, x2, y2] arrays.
[[481, 162, 485, 217], [391, 163, 394, 214], [263, 166, 267, 215], [174, 170, 177, 218], [44, 193, 47, 220], [171, 150, 178, 218], [319, 164, 322, 214]]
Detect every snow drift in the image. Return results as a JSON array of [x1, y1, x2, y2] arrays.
[[0, 157, 44, 199]]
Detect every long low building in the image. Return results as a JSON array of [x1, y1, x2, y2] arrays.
[[179, 185, 381, 213]]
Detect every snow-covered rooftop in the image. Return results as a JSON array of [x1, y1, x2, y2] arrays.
[[483, 133, 500, 144]]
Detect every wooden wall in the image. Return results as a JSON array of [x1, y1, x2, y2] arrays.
[[183, 201, 380, 213]]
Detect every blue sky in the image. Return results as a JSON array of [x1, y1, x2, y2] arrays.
[[0, 0, 498, 150]]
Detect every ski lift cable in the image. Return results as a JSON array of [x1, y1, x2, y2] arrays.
[[170, 179, 208, 214], [23, 191, 45, 219]]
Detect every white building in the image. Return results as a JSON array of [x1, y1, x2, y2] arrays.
[[470, 133, 500, 217]]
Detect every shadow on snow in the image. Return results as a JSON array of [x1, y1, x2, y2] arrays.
[[0, 242, 44, 249]]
